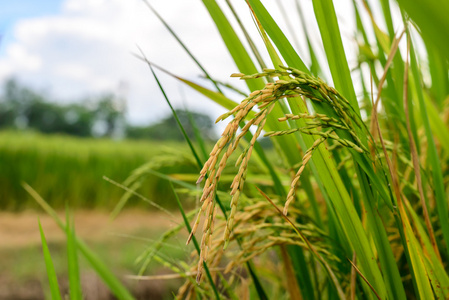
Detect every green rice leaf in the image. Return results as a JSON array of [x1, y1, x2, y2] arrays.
[[426, 43, 449, 108], [400, 206, 434, 298], [409, 38, 449, 258], [38, 219, 62, 300], [295, 0, 321, 76], [141, 0, 223, 94], [170, 182, 221, 300], [185, 109, 209, 162], [396, 0, 449, 61], [24, 183, 136, 300], [202, 0, 264, 92], [247, 0, 308, 72], [424, 93, 449, 154], [66, 210, 82, 300], [312, 0, 359, 114], [406, 200, 449, 298]]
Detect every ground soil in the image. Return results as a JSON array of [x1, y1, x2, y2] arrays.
[[0, 209, 183, 300]]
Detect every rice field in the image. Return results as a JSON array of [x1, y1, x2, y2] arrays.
[[0, 130, 195, 210]]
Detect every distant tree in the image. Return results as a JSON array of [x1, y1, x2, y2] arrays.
[[0, 79, 215, 141], [92, 95, 126, 138], [0, 78, 125, 138], [127, 109, 216, 141], [62, 104, 96, 137], [0, 79, 45, 128]]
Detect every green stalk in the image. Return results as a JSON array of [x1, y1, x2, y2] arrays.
[[39, 220, 62, 300], [66, 210, 82, 300], [224, 0, 268, 70], [143, 50, 268, 298], [170, 182, 221, 300], [311, 0, 359, 113], [25, 184, 136, 300], [141, 0, 223, 94], [409, 36, 449, 258], [201, 0, 264, 92]]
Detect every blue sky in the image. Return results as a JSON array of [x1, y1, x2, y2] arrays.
[[0, 0, 63, 52]]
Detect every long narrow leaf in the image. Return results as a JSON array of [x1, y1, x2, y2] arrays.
[[141, 0, 223, 94], [202, 0, 264, 92], [66, 210, 82, 300], [24, 183, 136, 300], [170, 182, 221, 300], [311, 0, 359, 114], [409, 36, 449, 258], [38, 220, 62, 300], [396, 0, 449, 61]]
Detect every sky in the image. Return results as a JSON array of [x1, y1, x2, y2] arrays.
[[0, 0, 383, 127]]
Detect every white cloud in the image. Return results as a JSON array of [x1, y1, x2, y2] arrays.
[[0, 0, 253, 125], [0, 0, 363, 126], [6, 44, 41, 71]]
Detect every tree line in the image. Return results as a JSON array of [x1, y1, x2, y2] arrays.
[[0, 79, 216, 141]]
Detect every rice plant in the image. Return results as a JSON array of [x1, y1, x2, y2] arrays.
[[132, 0, 449, 299]]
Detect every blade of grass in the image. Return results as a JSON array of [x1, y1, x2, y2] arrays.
[[409, 32, 449, 258], [399, 203, 434, 298], [346, 258, 381, 300], [311, 0, 359, 114], [38, 219, 62, 300], [224, 0, 268, 70], [426, 43, 449, 108], [170, 182, 221, 300], [286, 244, 316, 300], [423, 93, 449, 154], [132, 55, 255, 119], [138, 48, 203, 169], [295, 0, 321, 76], [350, 252, 356, 300], [379, 0, 405, 109], [201, 0, 264, 92], [247, 0, 308, 73], [361, 1, 405, 129], [104, 176, 175, 220], [185, 109, 209, 162], [396, 0, 449, 61], [24, 183, 136, 300], [256, 187, 346, 300], [402, 33, 441, 261], [370, 72, 435, 299], [354, 165, 407, 300], [279, 245, 302, 300], [405, 199, 449, 298], [141, 0, 223, 94], [66, 210, 82, 300], [127, 268, 225, 280]]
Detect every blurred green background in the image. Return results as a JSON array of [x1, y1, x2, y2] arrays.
[[0, 79, 216, 211]]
